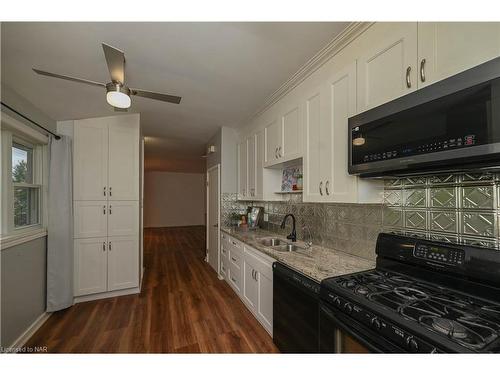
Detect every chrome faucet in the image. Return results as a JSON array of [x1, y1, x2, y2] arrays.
[[280, 214, 297, 242]]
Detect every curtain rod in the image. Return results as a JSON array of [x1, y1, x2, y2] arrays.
[[1, 101, 61, 140]]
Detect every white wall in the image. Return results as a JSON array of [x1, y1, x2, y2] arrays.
[[144, 171, 206, 228]]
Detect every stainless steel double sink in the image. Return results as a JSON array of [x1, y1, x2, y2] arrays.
[[258, 237, 306, 252]]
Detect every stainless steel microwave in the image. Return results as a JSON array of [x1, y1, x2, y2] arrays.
[[348, 56, 500, 177]]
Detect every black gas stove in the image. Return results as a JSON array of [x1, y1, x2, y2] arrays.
[[319, 233, 500, 353]]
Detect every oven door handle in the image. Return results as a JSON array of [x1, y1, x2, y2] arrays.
[[320, 303, 401, 353]]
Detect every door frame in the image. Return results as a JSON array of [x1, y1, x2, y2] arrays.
[[206, 164, 221, 275]]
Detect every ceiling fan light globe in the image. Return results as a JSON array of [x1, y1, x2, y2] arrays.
[[106, 90, 131, 108]]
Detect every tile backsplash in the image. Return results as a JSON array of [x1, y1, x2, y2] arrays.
[[222, 172, 500, 262], [383, 172, 500, 249], [222, 193, 383, 261]]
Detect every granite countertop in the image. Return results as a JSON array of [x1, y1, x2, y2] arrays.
[[221, 226, 375, 283]]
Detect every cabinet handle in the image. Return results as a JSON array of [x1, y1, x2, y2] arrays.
[[420, 58, 426, 82], [231, 257, 237, 262], [319, 181, 323, 196], [275, 147, 278, 159], [231, 277, 236, 282], [108, 241, 112, 251], [109, 187, 112, 196], [103, 205, 106, 215], [103, 187, 106, 196], [325, 180, 330, 195], [251, 270, 255, 280], [406, 66, 412, 88], [109, 205, 112, 214], [103, 242, 106, 251], [278, 146, 282, 158]]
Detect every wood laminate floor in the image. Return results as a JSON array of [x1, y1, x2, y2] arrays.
[[25, 226, 279, 353]]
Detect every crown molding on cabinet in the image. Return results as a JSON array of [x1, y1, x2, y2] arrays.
[[243, 22, 374, 126]]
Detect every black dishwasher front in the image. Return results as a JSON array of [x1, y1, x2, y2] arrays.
[[273, 262, 320, 353]]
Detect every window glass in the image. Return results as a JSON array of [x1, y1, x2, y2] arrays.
[[12, 142, 33, 183], [14, 187, 39, 227]]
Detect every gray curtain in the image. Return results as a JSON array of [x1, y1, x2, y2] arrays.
[[46, 135, 73, 312]]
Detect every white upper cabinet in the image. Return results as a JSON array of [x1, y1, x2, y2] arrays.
[[74, 117, 108, 201], [107, 236, 139, 291], [254, 130, 264, 200], [108, 118, 140, 201], [238, 140, 247, 199], [417, 22, 500, 88], [357, 22, 418, 113], [328, 61, 359, 203], [264, 118, 281, 166], [281, 105, 301, 161], [247, 135, 256, 198], [304, 86, 328, 202]]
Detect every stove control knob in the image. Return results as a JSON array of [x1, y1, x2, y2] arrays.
[[333, 296, 342, 307], [406, 336, 419, 352], [370, 317, 381, 330], [344, 303, 353, 314]]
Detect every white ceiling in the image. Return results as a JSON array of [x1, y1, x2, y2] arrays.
[[1, 22, 349, 172]]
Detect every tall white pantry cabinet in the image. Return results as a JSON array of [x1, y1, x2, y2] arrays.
[[72, 114, 142, 300]]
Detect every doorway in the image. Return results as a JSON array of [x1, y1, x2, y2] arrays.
[[206, 164, 220, 273]]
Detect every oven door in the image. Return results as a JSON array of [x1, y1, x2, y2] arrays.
[[319, 302, 403, 353]]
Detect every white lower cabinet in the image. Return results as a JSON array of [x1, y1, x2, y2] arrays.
[[74, 237, 108, 296], [107, 236, 139, 291], [74, 236, 139, 297], [223, 233, 274, 336]]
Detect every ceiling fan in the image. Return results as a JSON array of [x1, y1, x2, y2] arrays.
[[33, 43, 181, 110]]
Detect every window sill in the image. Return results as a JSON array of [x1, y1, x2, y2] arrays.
[[0, 227, 47, 251]]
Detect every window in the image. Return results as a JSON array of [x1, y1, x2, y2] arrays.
[[12, 141, 40, 228], [1, 115, 47, 242]]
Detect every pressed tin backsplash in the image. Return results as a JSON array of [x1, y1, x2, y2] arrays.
[[382, 172, 500, 249], [221, 172, 500, 261]]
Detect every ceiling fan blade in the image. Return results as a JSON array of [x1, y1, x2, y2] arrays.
[[102, 43, 125, 84], [32, 68, 106, 88], [130, 88, 182, 104]]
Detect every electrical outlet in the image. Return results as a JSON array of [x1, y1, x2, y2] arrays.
[[263, 213, 269, 222]]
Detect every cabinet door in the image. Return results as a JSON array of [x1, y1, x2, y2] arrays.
[[418, 22, 500, 88], [74, 201, 108, 239], [74, 118, 108, 200], [107, 236, 139, 291], [247, 135, 256, 198], [328, 62, 359, 203], [74, 237, 108, 296], [108, 201, 139, 237], [243, 259, 258, 311], [282, 105, 301, 160], [357, 23, 418, 112], [304, 88, 328, 202], [255, 130, 264, 200], [237, 141, 247, 198], [257, 270, 273, 335], [108, 117, 139, 201], [264, 119, 281, 166]]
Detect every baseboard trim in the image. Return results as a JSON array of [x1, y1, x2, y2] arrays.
[[73, 287, 140, 304], [7, 311, 52, 351]]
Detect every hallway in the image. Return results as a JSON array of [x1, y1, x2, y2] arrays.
[[25, 227, 278, 353]]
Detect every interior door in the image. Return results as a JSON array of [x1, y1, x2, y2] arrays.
[[207, 165, 220, 273], [107, 236, 139, 291], [74, 237, 108, 296], [108, 116, 139, 201], [73, 117, 108, 201], [418, 22, 500, 88]]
